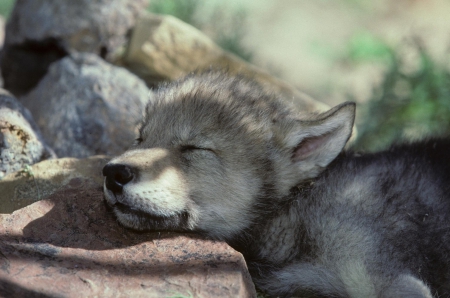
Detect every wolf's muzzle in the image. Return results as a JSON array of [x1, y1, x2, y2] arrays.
[[103, 164, 135, 193]]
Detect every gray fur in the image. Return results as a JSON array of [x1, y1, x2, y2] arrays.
[[103, 72, 450, 297]]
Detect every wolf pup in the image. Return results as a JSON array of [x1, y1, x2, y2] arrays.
[[103, 72, 450, 297]]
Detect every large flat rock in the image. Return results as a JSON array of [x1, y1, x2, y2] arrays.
[[0, 177, 256, 297]]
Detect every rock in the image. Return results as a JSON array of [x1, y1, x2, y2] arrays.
[[122, 13, 330, 112], [0, 37, 68, 97], [0, 176, 256, 297], [20, 53, 151, 158], [1, 0, 149, 96], [4, 0, 148, 52], [0, 155, 108, 213], [0, 89, 55, 180]]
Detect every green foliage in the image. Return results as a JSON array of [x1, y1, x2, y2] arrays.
[[0, 0, 14, 18], [354, 43, 450, 151], [345, 31, 393, 64], [148, 0, 201, 28], [147, 0, 253, 62]]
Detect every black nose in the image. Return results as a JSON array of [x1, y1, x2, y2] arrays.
[[103, 164, 135, 193]]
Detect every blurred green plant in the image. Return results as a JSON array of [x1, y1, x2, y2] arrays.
[[0, 0, 14, 18], [354, 42, 450, 151], [148, 0, 200, 27], [209, 6, 253, 62], [148, 0, 253, 62], [346, 31, 393, 64]]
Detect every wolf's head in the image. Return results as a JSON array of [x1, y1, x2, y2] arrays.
[[103, 72, 355, 240]]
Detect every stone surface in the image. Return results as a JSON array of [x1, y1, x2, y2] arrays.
[[0, 177, 256, 297], [4, 0, 148, 51], [0, 89, 55, 180], [20, 53, 152, 158], [122, 13, 330, 113], [1, 0, 149, 96], [0, 37, 68, 97], [0, 155, 109, 214]]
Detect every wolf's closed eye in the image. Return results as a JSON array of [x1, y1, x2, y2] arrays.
[[180, 145, 217, 163], [180, 145, 215, 154]]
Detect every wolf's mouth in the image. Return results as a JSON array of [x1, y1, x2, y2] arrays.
[[114, 202, 153, 218], [112, 202, 191, 232]]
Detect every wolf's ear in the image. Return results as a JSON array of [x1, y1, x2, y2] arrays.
[[283, 102, 355, 180]]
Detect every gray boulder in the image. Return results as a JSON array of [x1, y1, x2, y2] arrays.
[[0, 89, 55, 179], [1, 0, 149, 95], [21, 53, 151, 158]]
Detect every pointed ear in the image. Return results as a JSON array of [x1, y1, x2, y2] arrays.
[[284, 102, 355, 180]]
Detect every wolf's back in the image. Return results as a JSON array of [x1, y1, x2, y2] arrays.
[[322, 139, 450, 295]]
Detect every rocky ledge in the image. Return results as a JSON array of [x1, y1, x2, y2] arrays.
[[0, 172, 256, 297]]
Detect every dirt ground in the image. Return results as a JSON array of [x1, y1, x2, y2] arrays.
[[238, 0, 450, 106]]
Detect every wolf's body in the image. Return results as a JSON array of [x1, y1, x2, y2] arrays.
[[103, 72, 450, 297], [245, 141, 450, 297]]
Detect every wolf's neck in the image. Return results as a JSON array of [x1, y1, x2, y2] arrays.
[[258, 202, 307, 264], [231, 184, 315, 269]]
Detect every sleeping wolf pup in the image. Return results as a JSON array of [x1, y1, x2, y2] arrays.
[[103, 72, 450, 297]]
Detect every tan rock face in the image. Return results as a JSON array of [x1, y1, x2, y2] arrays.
[[123, 13, 330, 113], [0, 178, 256, 297]]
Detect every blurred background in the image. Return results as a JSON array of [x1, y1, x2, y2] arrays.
[[1, 0, 450, 151]]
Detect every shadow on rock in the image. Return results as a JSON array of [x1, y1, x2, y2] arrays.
[[3, 179, 180, 250], [0, 178, 255, 297]]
